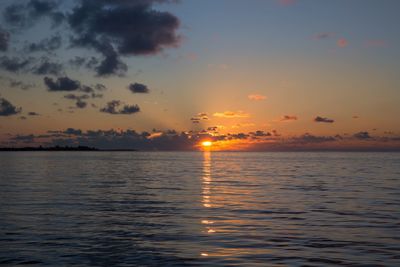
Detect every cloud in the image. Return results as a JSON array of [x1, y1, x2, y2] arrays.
[[67, 0, 181, 76], [248, 94, 266, 101], [0, 76, 35, 90], [3, 0, 64, 29], [128, 83, 150, 93], [280, 115, 298, 122], [44, 76, 81, 91], [0, 56, 33, 73], [26, 34, 62, 52], [0, 56, 63, 75], [190, 112, 209, 123], [213, 111, 250, 118], [100, 100, 140, 115], [353, 131, 371, 140], [314, 116, 334, 123], [64, 128, 82, 136], [291, 133, 336, 144], [337, 38, 348, 48], [75, 99, 87, 109], [0, 27, 10, 51], [32, 57, 63, 75], [0, 97, 22, 116], [249, 130, 271, 137], [28, 112, 40, 116]]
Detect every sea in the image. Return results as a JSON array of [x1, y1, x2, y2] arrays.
[[0, 152, 399, 266]]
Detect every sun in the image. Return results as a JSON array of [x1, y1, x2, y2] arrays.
[[202, 141, 213, 147]]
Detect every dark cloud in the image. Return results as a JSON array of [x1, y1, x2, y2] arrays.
[[0, 27, 10, 51], [0, 56, 63, 75], [28, 112, 40, 116], [100, 100, 140, 115], [63, 94, 91, 109], [32, 57, 63, 75], [64, 94, 89, 100], [27, 34, 62, 52], [11, 134, 34, 143], [68, 56, 86, 68], [68, 0, 181, 76], [0, 97, 22, 116], [44, 76, 80, 91], [353, 131, 371, 140], [129, 83, 150, 93], [249, 130, 271, 137], [64, 128, 82, 136], [292, 133, 336, 143], [3, 0, 64, 28], [0, 56, 33, 73], [314, 116, 334, 123], [76, 99, 87, 109]]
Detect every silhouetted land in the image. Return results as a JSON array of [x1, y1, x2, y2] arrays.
[[0, 146, 137, 151]]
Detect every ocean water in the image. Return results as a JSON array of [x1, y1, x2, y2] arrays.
[[0, 152, 399, 266]]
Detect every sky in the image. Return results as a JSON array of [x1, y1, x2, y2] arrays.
[[0, 0, 399, 151]]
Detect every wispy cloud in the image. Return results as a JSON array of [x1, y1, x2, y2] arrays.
[[248, 94, 267, 101], [213, 111, 250, 118]]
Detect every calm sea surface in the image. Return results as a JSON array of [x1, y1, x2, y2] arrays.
[[0, 152, 399, 266]]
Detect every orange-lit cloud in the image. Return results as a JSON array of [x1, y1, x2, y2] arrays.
[[191, 112, 209, 123], [248, 94, 267, 101], [213, 111, 250, 118], [337, 38, 348, 48]]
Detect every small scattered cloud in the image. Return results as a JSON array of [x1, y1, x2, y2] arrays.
[[353, 131, 371, 140], [190, 112, 209, 123], [100, 100, 140, 115], [352, 115, 359, 119], [337, 38, 348, 48], [44, 76, 80, 91], [28, 112, 40, 116], [213, 111, 250, 118], [280, 115, 298, 122], [0, 97, 22, 116], [314, 116, 334, 123], [128, 83, 149, 94], [248, 94, 267, 101]]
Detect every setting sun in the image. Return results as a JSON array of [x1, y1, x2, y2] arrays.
[[202, 141, 213, 147]]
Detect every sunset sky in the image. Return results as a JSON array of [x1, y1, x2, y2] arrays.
[[0, 0, 399, 150]]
